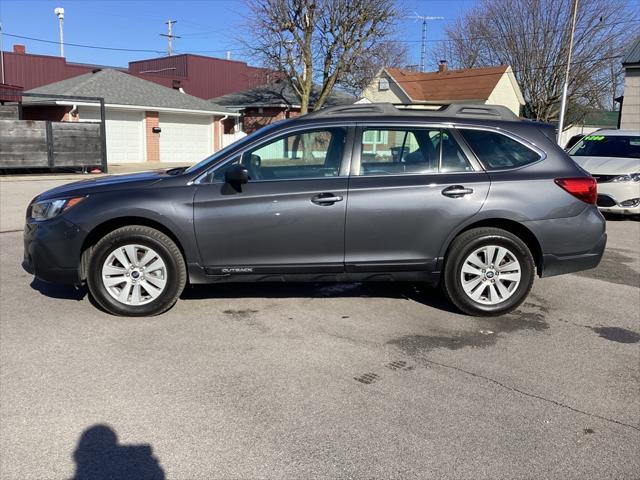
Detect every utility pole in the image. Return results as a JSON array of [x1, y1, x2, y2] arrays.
[[54, 7, 65, 57], [160, 20, 180, 56], [557, 0, 579, 144], [412, 14, 444, 72], [0, 22, 5, 84]]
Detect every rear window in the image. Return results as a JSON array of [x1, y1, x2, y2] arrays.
[[568, 135, 640, 159], [459, 129, 541, 170]]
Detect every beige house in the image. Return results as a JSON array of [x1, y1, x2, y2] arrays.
[[620, 37, 640, 131], [361, 63, 525, 115]]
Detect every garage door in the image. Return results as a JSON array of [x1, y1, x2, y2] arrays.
[[79, 108, 144, 164], [159, 113, 213, 164]]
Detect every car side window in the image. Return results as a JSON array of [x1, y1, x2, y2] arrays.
[[207, 128, 346, 183], [359, 128, 472, 176], [245, 128, 346, 181], [440, 130, 474, 172], [459, 129, 541, 170]]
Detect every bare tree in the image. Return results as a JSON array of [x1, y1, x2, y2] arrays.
[[434, 0, 637, 121], [242, 0, 399, 113], [338, 41, 409, 97]]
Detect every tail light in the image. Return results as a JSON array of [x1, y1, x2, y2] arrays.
[[554, 177, 597, 204]]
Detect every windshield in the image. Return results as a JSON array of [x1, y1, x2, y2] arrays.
[[568, 134, 640, 159], [184, 123, 284, 174]]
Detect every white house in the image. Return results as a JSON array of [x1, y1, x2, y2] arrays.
[[620, 36, 640, 131], [361, 63, 525, 115], [24, 69, 239, 164]]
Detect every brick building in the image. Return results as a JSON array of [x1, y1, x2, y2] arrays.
[[211, 80, 354, 134]]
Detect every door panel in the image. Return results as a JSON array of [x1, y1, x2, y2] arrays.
[[345, 125, 490, 271], [193, 178, 348, 270], [193, 126, 351, 272], [345, 173, 490, 270]]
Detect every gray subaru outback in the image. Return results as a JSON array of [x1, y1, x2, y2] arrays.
[[23, 103, 606, 317]]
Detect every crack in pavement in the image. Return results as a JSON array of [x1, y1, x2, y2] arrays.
[[421, 356, 640, 434]]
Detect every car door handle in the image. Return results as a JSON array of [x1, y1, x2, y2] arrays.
[[311, 193, 344, 205], [442, 185, 474, 198]]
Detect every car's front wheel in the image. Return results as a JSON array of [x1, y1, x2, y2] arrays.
[[86, 225, 187, 316], [443, 227, 535, 316]]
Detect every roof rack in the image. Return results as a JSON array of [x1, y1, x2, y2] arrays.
[[305, 102, 520, 122]]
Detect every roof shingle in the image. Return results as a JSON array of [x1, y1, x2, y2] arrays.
[[622, 36, 640, 65], [385, 65, 509, 102], [211, 80, 354, 109], [26, 69, 233, 114]]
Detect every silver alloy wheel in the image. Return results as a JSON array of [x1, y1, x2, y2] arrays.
[[460, 245, 522, 306], [101, 244, 167, 306]]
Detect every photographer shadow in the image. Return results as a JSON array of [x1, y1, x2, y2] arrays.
[[71, 424, 164, 480]]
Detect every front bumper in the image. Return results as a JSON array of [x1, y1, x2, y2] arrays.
[[596, 182, 640, 215], [597, 201, 640, 216], [23, 217, 85, 285]]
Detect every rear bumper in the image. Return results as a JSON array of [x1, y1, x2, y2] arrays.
[[524, 206, 607, 278], [23, 217, 84, 285], [540, 232, 607, 277]]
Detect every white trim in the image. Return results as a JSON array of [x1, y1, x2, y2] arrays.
[[382, 68, 413, 102], [503, 67, 525, 106], [51, 100, 238, 116]]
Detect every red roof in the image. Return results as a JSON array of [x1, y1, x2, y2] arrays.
[[1, 48, 272, 100], [386, 65, 509, 102]]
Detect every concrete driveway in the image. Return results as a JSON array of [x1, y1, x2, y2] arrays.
[[1, 175, 638, 479]]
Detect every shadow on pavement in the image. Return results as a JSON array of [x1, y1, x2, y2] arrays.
[[71, 424, 164, 480], [182, 281, 460, 314], [29, 274, 460, 315], [30, 278, 87, 301]]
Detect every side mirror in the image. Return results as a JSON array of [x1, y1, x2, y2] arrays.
[[224, 164, 249, 185]]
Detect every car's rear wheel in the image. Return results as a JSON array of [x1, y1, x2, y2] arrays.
[[86, 226, 186, 316], [443, 227, 535, 316]]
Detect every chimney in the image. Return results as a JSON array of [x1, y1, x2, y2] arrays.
[[13, 44, 26, 55], [438, 60, 447, 73]]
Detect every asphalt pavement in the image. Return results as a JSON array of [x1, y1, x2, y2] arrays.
[[0, 175, 638, 479]]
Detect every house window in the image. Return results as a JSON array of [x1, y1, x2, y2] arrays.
[[362, 130, 389, 154], [378, 78, 390, 91]]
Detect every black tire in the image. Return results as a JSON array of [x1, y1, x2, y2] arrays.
[[442, 227, 535, 316], [86, 225, 187, 316]]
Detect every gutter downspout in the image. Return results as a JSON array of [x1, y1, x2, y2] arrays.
[[218, 114, 229, 151], [68, 104, 78, 121], [0, 22, 5, 85]]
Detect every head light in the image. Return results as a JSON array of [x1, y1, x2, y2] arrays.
[[610, 173, 640, 183], [30, 196, 86, 221]]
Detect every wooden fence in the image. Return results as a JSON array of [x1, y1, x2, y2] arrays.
[[0, 119, 103, 169]]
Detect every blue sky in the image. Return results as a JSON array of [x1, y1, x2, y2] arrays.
[[0, 0, 475, 68]]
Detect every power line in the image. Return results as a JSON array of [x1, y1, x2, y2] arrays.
[[2, 32, 245, 56], [385, 55, 624, 85], [3, 16, 636, 61], [2, 32, 166, 54], [389, 18, 640, 45]]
